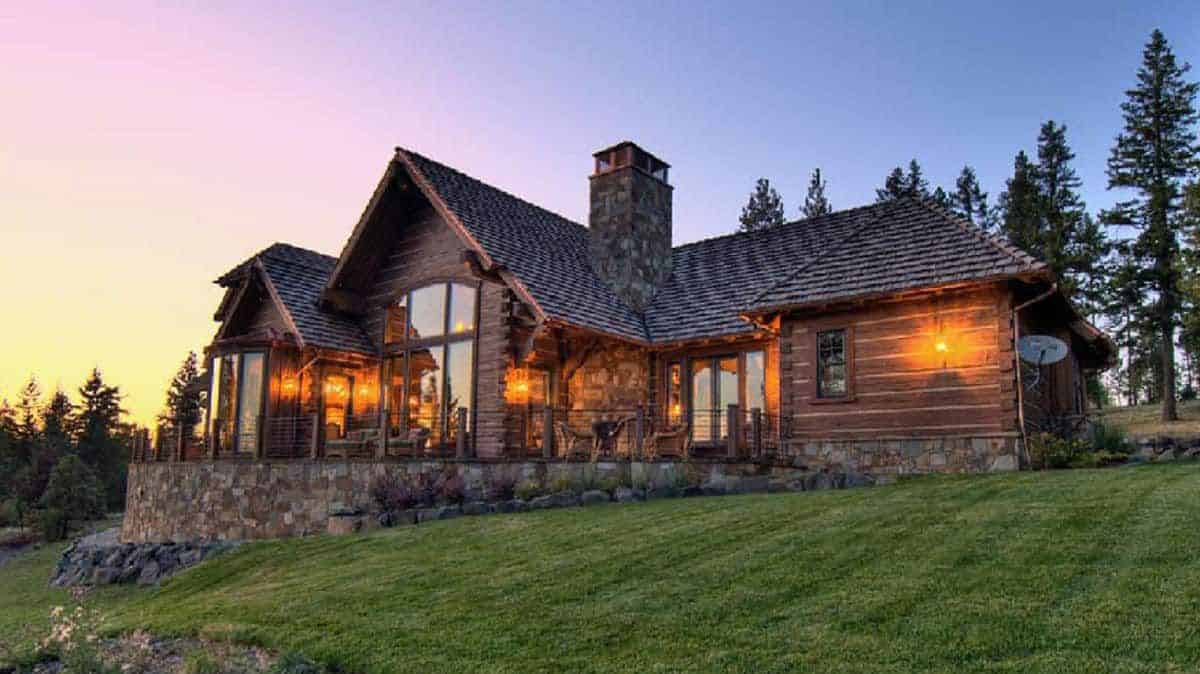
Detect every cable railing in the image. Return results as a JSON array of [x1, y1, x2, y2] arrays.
[[148, 404, 793, 463]]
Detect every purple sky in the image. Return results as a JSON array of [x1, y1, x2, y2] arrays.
[[1, 1, 1196, 424]]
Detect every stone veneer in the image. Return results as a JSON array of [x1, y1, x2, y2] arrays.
[[588, 162, 673, 311], [793, 434, 1021, 474], [123, 434, 1019, 543]]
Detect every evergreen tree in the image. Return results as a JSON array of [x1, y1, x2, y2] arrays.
[[951, 165, 990, 228], [76, 368, 126, 509], [739, 178, 786, 232], [41, 454, 105, 538], [42, 389, 75, 454], [999, 151, 1042, 251], [801, 168, 832, 218], [875, 159, 932, 202], [14, 377, 41, 466], [159, 352, 203, 446], [931, 186, 951, 210], [1105, 29, 1199, 421], [1103, 242, 1149, 406]]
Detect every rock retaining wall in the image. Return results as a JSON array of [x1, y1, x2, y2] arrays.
[[52, 537, 241, 587], [124, 434, 1021, 544]]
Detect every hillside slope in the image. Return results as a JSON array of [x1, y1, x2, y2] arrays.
[[6, 465, 1200, 673]]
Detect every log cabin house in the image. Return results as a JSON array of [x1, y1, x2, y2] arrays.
[[187, 141, 1113, 473]]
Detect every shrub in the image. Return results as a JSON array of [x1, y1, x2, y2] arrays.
[[39, 508, 68, 542], [40, 455, 105, 535], [514, 480, 542, 501], [1028, 432, 1086, 470], [0, 498, 18, 528], [1090, 422, 1133, 456], [369, 474, 415, 515], [487, 475, 517, 501], [270, 652, 324, 674], [598, 477, 621, 494], [436, 472, 466, 505], [549, 476, 575, 495]]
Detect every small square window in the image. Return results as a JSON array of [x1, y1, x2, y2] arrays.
[[816, 329, 848, 399]]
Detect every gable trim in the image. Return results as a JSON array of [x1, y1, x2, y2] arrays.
[[214, 261, 304, 347]]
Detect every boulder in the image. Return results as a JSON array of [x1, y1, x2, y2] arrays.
[[580, 490, 610, 506], [552, 491, 581, 508], [528, 495, 556, 510], [137, 560, 160, 586], [435, 505, 462, 520], [461, 501, 493, 516], [613, 487, 641, 503]]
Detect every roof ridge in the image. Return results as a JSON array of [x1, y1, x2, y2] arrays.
[[396, 147, 588, 233], [670, 201, 883, 252], [259, 242, 338, 264], [743, 201, 897, 310], [910, 197, 1048, 274]]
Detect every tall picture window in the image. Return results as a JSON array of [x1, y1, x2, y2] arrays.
[[207, 350, 265, 454], [384, 282, 478, 445]]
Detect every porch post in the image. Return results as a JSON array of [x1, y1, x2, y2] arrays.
[[634, 405, 645, 460], [751, 408, 763, 457], [455, 407, 468, 458], [542, 406, 554, 459], [175, 425, 184, 462], [208, 421, 219, 460], [254, 414, 265, 460], [378, 405, 389, 459], [726, 404, 739, 458], [309, 415, 320, 459]]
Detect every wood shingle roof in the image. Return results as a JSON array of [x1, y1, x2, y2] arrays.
[[217, 150, 1052, 353]]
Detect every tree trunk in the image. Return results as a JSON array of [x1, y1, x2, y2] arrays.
[[1162, 321, 1178, 421]]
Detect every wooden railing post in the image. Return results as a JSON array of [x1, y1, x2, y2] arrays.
[[309, 414, 320, 459], [254, 414, 265, 460], [455, 407, 468, 458], [634, 405, 645, 460], [175, 425, 184, 462], [542, 406, 554, 459], [726, 404, 739, 458], [208, 420, 219, 460], [379, 405, 389, 459], [751, 408, 763, 457]]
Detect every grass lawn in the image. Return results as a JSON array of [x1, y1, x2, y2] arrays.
[[1098, 398, 1200, 440], [5, 466, 1200, 673]]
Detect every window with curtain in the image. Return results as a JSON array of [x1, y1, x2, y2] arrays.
[[385, 282, 478, 444]]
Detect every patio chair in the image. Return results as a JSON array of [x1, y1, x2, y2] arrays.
[[645, 423, 691, 461], [590, 416, 635, 462], [555, 422, 593, 461]]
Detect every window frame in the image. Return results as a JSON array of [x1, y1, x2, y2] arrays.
[[673, 347, 769, 445], [205, 348, 269, 455], [381, 280, 480, 446], [813, 327, 854, 403]]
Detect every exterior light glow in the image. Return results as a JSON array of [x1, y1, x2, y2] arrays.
[[935, 340, 948, 353]]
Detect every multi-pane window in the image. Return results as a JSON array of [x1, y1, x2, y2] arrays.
[[385, 282, 478, 445], [816, 329, 848, 399], [207, 351, 265, 454], [666, 362, 683, 425]]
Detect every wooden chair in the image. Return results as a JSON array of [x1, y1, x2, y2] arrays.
[[645, 424, 691, 461], [591, 416, 635, 462], [555, 422, 593, 461]]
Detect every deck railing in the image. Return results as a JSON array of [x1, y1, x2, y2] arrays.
[[140, 404, 792, 463]]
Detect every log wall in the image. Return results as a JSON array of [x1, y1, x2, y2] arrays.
[[780, 284, 1019, 439]]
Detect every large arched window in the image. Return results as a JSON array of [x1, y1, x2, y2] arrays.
[[384, 282, 477, 445]]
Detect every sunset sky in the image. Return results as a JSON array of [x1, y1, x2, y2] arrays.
[[1, 1, 1197, 427]]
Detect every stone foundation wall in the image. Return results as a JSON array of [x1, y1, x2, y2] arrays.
[[792, 434, 1021, 474], [123, 434, 1019, 543], [124, 459, 774, 542]]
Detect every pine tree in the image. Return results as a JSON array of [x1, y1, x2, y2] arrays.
[[1105, 29, 1200, 421], [76, 368, 126, 508], [1103, 242, 1149, 406], [951, 165, 990, 228], [801, 168, 832, 218], [739, 178, 786, 232], [875, 159, 932, 202], [14, 377, 41, 467], [159, 352, 203, 446], [42, 389, 75, 454], [999, 151, 1042, 251]]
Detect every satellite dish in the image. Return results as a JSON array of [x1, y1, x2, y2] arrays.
[[1018, 335, 1069, 366]]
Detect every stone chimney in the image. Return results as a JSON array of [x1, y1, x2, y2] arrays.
[[588, 141, 673, 311]]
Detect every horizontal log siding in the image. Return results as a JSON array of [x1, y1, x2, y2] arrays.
[[781, 284, 1018, 439], [362, 207, 510, 457]]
